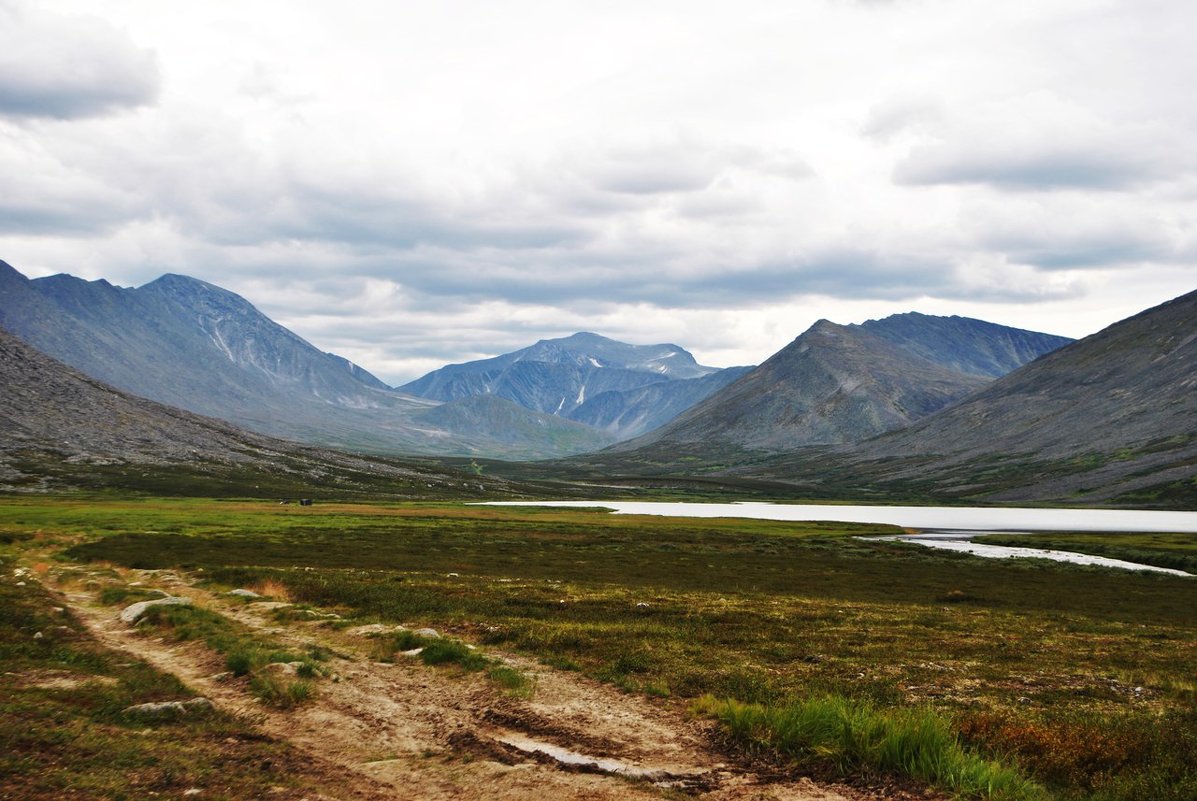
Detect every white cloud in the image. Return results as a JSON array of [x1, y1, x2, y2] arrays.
[[2, 0, 1196, 383]]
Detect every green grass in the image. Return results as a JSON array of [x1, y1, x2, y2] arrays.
[[368, 628, 534, 694], [695, 694, 1046, 800], [109, 597, 323, 707], [7, 496, 1197, 799], [0, 552, 341, 800]]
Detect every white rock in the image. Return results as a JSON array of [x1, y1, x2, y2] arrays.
[[259, 662, 298, 676], [228, 588, 261, 598], [122, 697, 214, 721], [119, 596, 192, 625], [415, 628, 441, 639], [346, 623, 404, 637]]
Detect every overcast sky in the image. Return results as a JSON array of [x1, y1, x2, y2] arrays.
[[2, 0, 1195, 384]]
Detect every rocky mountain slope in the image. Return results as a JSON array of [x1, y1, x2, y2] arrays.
[[831, 287, 1197, 503], [568, 366, 753, 439], [0, 326, 522, 497], [402, 331, 747, 439], [612, 319, 992, 455], [0, 261, 611, 459], [856, 312, 1073, 378]]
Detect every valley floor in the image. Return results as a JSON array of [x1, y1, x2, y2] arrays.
[[4, 497, 1195, 801], [14, 556, 868, 801]]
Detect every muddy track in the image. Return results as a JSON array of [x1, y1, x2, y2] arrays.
[[63, 567, 862, 801]]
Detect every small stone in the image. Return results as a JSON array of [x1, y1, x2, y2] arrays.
[[33, 631, 43, 640], [414, 628, 440, 639], [15, 582, 25, 587], [228, 589, 262, 598], [346, 623, 401, 637], [183, 788, 203, 796], [260, 662, 298, 676]]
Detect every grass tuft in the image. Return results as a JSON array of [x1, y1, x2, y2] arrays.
[[247, 673, 315, 709], [694, 694, 1046, 801]]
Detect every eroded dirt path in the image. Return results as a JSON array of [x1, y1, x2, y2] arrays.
[[59, 565, 863, 801]]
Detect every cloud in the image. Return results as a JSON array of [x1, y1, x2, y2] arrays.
[[0, 125, 147, 234], [0, 3, 159, 120], [861, 95, 942, 141], [3, 1, 1196, 384], [896, 145, 1164, 191], [893, 93, 1182, 191], [963, 194, 1184, 270]]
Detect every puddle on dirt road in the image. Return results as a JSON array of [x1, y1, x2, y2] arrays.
[[494, 731, 709, 787]]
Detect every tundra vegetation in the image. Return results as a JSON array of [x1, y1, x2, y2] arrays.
[[2, 497, 1195, 800], [0, 542, 349, 799]]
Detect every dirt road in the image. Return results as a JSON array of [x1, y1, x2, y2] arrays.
[[64, 566, 864, 801]]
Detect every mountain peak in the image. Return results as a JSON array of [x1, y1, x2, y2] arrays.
[[141, 272, 234, 297], [855, 312, 1073, 378], [401, 330, 727, 428]]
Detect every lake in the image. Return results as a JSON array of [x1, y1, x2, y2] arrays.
[[482, 501, 1197, 576]]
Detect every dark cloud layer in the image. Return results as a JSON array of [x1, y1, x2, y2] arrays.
[[896, 144, 1165, 191], [0, 4, 158, 120]]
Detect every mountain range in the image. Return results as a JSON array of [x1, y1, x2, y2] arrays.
[[832, 287, 1197, 504], [588, 290, 1195, 506], [0, 326, 522, 498], [400, 331, 752, 440], [8, 257, 1185, 507], [0, 261, 612, 460], [612, 315, 1070, 455]]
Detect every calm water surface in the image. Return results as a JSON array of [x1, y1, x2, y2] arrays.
[[483, 501, 1197, 576]]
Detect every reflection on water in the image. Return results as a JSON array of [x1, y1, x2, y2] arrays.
[[482, 501, 1196, 576]]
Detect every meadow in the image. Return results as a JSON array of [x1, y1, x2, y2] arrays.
[[2, 497, 1195, 800]]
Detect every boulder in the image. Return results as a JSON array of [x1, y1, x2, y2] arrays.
[[119, 596, 192, 625], [123, 697, 214, 722], [228, 588, 261, 599]]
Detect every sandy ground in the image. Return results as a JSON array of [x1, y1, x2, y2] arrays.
[[57, 566, 885, 801]]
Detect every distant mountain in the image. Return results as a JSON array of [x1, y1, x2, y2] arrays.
[[856, 313, 1073, 378], [569, 366, 754, 439], [415, 394, 615, 459], [401, 331, 746, 439], [0, 261, 609, 460], [612, 319, 991, 456], [0, 326, 522, 498], [832, 288, 1197, 504]]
